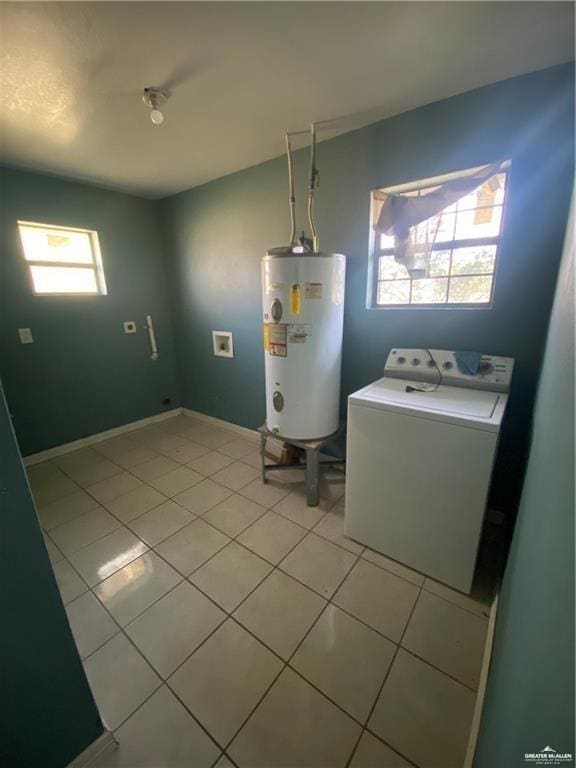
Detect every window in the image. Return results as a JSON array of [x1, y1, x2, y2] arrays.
[[371, 164, 509, 307], [18, 222, 107, 295]]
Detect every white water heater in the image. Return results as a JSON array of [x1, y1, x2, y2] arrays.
[[261, 250, 346, 440]]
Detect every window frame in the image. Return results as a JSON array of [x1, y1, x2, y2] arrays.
[[17, 220, 107, 297], [368, 163, 510, 310]]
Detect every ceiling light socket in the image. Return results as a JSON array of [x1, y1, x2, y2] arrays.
[[142, 87, 169, 125]]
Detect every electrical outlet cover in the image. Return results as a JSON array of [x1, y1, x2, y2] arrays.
[[18, 328, 34, 344]]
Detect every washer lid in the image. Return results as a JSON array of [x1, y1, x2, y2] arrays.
[[349, 376, 506, 429]]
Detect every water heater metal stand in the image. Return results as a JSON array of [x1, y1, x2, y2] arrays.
[[258, 424, 345, 506]]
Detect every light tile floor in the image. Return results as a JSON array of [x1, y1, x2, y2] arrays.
[[29, 414, 502, 768]]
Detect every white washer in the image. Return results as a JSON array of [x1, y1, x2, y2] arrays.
[[344, 348, 514, 594]]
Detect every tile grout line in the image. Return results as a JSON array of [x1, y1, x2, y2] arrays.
[[36, 426, 267, 592], [107, 469, 487, 623], [51, 416, 241, 487], [138, 493, 360, 754], [63, 547, 229, 754], [66, 531, 364, 762], [44, 453, 422, 654], [61, 509, 237, 652], [217, 543, 366, 756], [33, 416, 485, 765], [415, 583, 491, 618], [82, 528, 291, 751], [75, 517, 481, 711], [54, 537, 468, 766], [44, 466, 487, 679], [45, 466, 222, 560], [345, 582, 426, 768], [59, 554, 189, 742], [50, 432, 228, 624], [211, 531, 364, 747], [46, 425, 358, 570]]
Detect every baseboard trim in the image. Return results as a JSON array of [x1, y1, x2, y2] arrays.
[[66, 729, 117, 768], [23, 409, 181, 466], [181, 408, 259, 442], [22, 407, 259, 465], [464, 589, 500, 767]]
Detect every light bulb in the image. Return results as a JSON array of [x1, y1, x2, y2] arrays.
[[150, 108, 164, 125]]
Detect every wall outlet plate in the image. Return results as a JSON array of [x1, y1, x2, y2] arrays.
[[123, 321, 137, 334], [212, 331, 234, 358], [18, 328, 33, 344]]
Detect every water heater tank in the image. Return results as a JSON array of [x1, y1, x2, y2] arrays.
[[261, 250, 346, 440]]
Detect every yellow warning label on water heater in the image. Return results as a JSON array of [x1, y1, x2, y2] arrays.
[[290, 284, 301, 315], [263, 323, 287, 357]]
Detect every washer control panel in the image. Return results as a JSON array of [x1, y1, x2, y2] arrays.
[[385, 348, 514, 391]]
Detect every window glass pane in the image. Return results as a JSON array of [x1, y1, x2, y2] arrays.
[[379, 256, 408, 280], [457, 174, 506, 211], [378, 280, 410, 305], [456, 188, 482, 212], [448, 275, 493, 304], [412, 212, 456, 245], [30, 266, 99, 294], [464, 176, 504, 210], [493, 172, 507, 205], [428, 250, 451, 277], [373, 168, 507, 308], [19, 225, 94, 264], [455, 206, 502, 239], [451, 245, 496, 276], [380, 233, 395, 249], [411, 278, 448, 304], [432, 212, 457, 242]]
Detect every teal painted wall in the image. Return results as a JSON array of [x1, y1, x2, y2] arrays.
[[474, 195, 574, 766], [0, 167, 180, 456], [161, 64, 574, 513], [0, 382, 104, 768]]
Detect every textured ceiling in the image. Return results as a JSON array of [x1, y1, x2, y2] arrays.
[[0, 2, 573, 198]]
